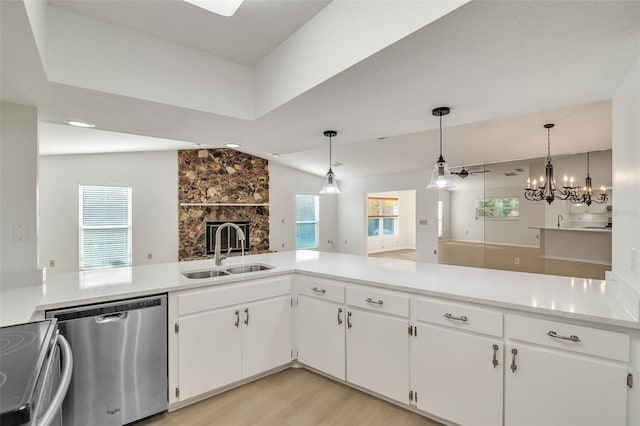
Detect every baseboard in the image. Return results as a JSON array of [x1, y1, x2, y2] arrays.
[[542, 254, 611, 266]]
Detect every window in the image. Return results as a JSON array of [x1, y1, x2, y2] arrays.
[[476, 197, 519, 220], [367, 197, 398, 237], [79, 185, 132, 270], [296, 194, 319, 249]]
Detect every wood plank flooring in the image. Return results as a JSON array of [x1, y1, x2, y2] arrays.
[[141, 369, 441, 426], [367, 243, 609, 280]]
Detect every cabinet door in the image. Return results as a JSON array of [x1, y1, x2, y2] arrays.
[[297, 296, 345, 380], [505, 344, 627, 426], [178, 307, 241, 400], [346, 309, 409, 403], [413, 325, 503, 426], [242, 296, 292, 378]]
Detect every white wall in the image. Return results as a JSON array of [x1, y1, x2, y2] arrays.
[[268, 162, 337, 252], [336, 169, 438, 263], [0, 102, 42, 284], [438, 189, 451, 241], [39, 151, 178, 273], [612, 56, 640, 289], [449, 184, 544, 248], [367, 190, 416, 254]]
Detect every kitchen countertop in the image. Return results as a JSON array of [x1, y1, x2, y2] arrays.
[[1, 251, 638, 329], [530, 226, 612, 233]]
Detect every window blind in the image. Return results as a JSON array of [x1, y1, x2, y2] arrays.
[[80, 185, 132, 270]]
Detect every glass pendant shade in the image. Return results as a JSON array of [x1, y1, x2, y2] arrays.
[[319, 130, 341, 195], [427, 159, 453, 189], [319, 169, 341, 194], [427, 106, 454, 189]]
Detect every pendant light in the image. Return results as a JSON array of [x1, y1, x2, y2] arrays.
[[568, 152, 608, 206], [524, 123, 577, 204], [427, 107, 454, 189], [319, 130, 341, 195]]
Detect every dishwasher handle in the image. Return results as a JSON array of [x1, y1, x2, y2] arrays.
[[38, 334, 73, 426], [95, 312, 128, 323]]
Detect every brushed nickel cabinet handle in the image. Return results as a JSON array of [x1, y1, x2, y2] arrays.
[[510, 348, 518, 373], [338, 307, 343, 325], [547, 330, 580, 342], [234, 310, 240, 327], [347, 311, 352, 329], [492, 344, 499, 368], [365, 297, 383, 305], [244, 307, 249, 326], [311, 287, 326, 294], [444, 313, 468, 322]]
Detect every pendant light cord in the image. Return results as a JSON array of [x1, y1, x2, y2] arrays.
[[586, 152, 590, 176], [328, 134, 333, 172], [438, 114, 444, 162]]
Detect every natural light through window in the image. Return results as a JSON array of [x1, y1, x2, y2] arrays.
[[475, 197, 519, 220], [296, 194, 319, 250], [79, 185, 132, 270], [183, 0, 245, 17], [367, 197, 398, 237]]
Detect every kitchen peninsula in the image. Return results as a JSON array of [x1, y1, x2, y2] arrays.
[[1, 251, 639, 426], [531, 226, 612, 265]]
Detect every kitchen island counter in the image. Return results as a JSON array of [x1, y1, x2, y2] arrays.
[[1, 251, 637, 329]]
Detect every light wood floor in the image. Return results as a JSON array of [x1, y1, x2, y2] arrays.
[[367, 244, 609, 280], [141, 369, 441, 426], [438, 240, 609, 280]]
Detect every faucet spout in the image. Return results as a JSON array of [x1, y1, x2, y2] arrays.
[[214, 223, 246, 267], [557, 214, 564, 228]]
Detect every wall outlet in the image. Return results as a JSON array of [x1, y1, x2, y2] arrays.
[[13, 224, 27, 242], [48, 260, 55, 267], [515, 258, 520, 265], [147, 253, 153, 260], [419, 219, 428, 225], [281, 243, 285, 248]]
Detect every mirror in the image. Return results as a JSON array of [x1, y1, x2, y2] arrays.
[[438, 150, 612, 279]]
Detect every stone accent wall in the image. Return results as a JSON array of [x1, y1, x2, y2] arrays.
[[178, 149, 269, 260]]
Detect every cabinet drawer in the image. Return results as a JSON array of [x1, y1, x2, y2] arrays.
[[506, 314, 629, 362], [296, 275, 345, 304], [178, 276, 292, 316], [347, 286, 409, 318], [416, 298, 503, 337]]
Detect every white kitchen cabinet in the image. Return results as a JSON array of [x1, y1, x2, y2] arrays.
[[505, 344, 628, 426], [242, 296, 292, 378], [173, 277, 292, 402], [296, 295, 345, 380], [413, 325, 503, 426], [346, 308, 409, 403], [178, 307, 242, 401]]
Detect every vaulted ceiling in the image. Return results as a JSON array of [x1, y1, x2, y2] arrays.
[[2, 0, 639, 178]]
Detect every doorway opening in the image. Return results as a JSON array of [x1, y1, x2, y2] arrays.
[[366, 190, 416, 261]]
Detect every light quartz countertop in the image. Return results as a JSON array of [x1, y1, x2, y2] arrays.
[[530, 226, 612, 233], [1, 251, 637, 329]]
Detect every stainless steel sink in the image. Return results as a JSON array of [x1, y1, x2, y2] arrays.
[[182, 269, 230, 279], [225, 264, 274, 274], [182, 263, 274, 279]]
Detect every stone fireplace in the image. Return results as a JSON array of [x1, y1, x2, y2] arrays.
[[178, 149, 269, 260]]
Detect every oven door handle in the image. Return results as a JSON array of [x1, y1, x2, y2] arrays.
[[38, 334, 73, 426]]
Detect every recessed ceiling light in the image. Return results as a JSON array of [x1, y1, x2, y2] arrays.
[[272, 153, 280, 158], [332, 162, 344, 167], [183, 0, 245, 17], [68, 120, 95, 128], [225, 143, 241, 148]]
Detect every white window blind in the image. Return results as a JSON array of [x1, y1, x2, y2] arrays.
[[296, 194, 319, 249], [79, 185, 132, 270]]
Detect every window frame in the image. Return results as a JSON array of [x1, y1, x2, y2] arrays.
[[79, 184, 133, 270], [475, 196, 520, 220], [367, 197, 399, 238], [295, 193, 319, 250]]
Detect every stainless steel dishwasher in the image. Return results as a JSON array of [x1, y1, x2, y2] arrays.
[[46, 294, 167, 426]]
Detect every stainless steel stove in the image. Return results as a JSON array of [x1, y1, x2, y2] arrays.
[[0, 320, 72, 426]]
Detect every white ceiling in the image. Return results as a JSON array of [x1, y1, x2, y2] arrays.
[[48, 0, 332, 66], [4, 0, 640, 178]]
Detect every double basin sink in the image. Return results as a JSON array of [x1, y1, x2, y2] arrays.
[[182, 263, 273, 279]]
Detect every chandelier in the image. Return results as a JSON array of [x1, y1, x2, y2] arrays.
[[567, 152, 608, 206], [524, 123, 578, 204]]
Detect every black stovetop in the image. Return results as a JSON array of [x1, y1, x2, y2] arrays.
[[0, 320, 57, 425]]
